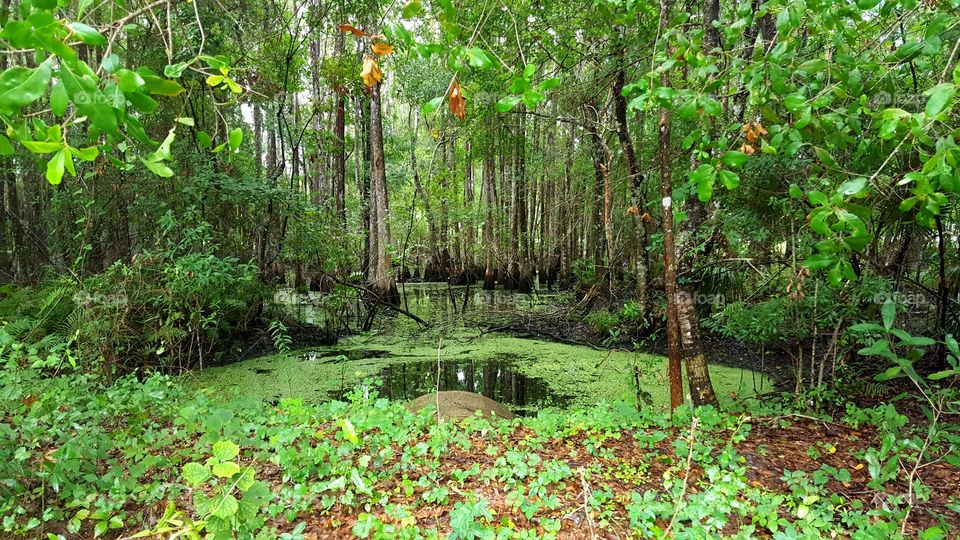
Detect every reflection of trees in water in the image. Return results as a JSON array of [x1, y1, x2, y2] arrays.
[[377, 357, 563, 412]]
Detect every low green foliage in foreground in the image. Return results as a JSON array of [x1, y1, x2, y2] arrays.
[[1, 331, 958, 539]]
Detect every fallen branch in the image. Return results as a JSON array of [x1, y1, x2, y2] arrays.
[[330, 277, 430, 327]]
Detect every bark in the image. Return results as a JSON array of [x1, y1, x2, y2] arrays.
[[253, 104, 263, 177], [366, 82, 399, 304], [408, 111, 442, 279], [332, 34, 346, 220], [463, 141, 475, 277], [614, 50, 650, 315], [658, 0, 684, 411], [672, 0, 721, 408], [482, 152, 497, 290]]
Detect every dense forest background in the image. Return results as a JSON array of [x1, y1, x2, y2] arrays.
[[2, 0, 960, 536]]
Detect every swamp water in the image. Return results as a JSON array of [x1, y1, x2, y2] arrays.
[[192, 285, 772, 414]]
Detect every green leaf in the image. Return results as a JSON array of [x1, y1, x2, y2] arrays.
[[50, 80, 68, 116], [718, 170, 740, 190], [796, 59, 827, 76], [21, 140, 63, 153], [538, 77, 561, 91], [140, 157, 173, 177], [882, 299, 896, 331], [805, 254, 837, 270], [720, 151, 749, 168], [401, 0, 423, 18], [924, 83, 956, 118], [494, 95, 522, 113], [229, 128, 243, 152], [115, 69, 145, 92], [181, 462, 210, 486], [837, 177, 867, 196], [807, 190, 829, 206], [73, 146, 99, 161], [875, 365, 901, 381], [212, 460, 240, 478], [209, 493, 239, 519], [856, 0, 881, 9], [0, 135, 12, 155], [175, 117, 195, 126], [340, 418, 359, 444], [164, 62, 190, 78], [59, 63, 120, 137], [100, 54, 120, 75], [467, 48, 492, 69], [421, 96, 443, 114], [789, 183, 802, 198], [813, 146, 837, 169], [888, 41, 923, 64], [928, 370, 956, 380], [144, 78, 185, 97], [0, 59, 53, 113], [235, 467, 255, 491], [45, 148, 67, 185], [522, 90, 544, 109], [212, 440, 240, 461], [68, 22, 107, 46], [196, 131, 212, 149]]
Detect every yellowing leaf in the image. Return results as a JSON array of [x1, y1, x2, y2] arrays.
[[372, 42, 394, 56], [338, 24, 366, 37], [360, 56, 382, 88]]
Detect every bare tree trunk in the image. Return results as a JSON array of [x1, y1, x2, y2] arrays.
[[409, 110, 442, 279], [482, 152, 497, 290], [253, 105, 263, 178], [366, 81, 398, 304], [614, 51, 650, 315], [463, 141, 475, 278], [659, 0, 684, 411], [332, 32, 347, 221]]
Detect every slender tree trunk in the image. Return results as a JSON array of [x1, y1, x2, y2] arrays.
[[659, 0, 684, 411], [673, 0, 721, 408], [614, 51, 650, 315], [463, 141, 475, 279], [332, 33, 347, 221], [366, 81, 398, 304], [482, 152, 497, 290], [409, 110, 442, 279]]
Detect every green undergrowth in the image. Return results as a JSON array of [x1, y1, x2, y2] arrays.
[[191, 333, 772, 412], [3, 362, 957, 538]]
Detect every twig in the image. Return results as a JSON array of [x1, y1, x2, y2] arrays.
[[664, 416, 699, 538]]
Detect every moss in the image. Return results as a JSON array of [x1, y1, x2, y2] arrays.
[[189, 333, 772, 412]]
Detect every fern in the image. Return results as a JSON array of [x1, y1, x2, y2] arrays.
[[267, 320, 292, 356]]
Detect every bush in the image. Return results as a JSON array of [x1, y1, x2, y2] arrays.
[[75, 211, 264, 369], [586, 309, 620, 335]]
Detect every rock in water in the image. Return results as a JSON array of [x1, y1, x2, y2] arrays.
[[406, 391, 515, 421]]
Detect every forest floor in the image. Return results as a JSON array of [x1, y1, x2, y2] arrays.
[[6, 367, 958, 540]]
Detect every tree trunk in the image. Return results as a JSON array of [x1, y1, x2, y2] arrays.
[[658, 0, 684, 411], [482, 152, 497, 290], [366, 81, 398, 304]]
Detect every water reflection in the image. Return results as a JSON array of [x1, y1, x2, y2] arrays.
[[374, 355, 569, 414], [276, 283, 571, 330]]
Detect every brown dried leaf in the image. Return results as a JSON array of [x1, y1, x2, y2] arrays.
[[338, 24, 366, 37], [372, 42, 394, 56], [448, 80, 465, 121], [360, 56, 382, 88]]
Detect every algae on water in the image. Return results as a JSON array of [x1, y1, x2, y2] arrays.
[[191, 333, 772, 413]]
